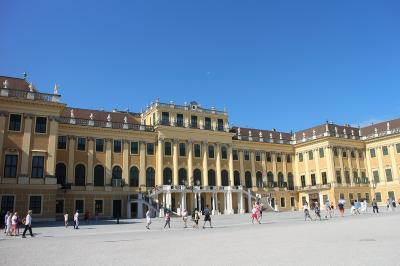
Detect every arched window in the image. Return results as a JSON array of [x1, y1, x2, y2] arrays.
[[163, 167, 172, 185], [288, 172, 294, 190], [93, 165, 104, 186], [146, 167, 155, 187], [55, 163, 66, 185], [234, 171, 241, 186], [245, 171, 252, 188], [208, 169, 216, 186], [221, 170, 229, 186], [278, 172, 284, 187], [178, 168, 187, 185], [193, 169, 202, 186], [256, 171, 263, 188], [129, 166, 139, 187], [75, 164, 86, 186], [267, 171, 274, 187], [112, 166, 122, 179]]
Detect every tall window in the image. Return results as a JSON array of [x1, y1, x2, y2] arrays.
[[370, 148, 376, 158], [221, 170, 229, 186], [311, 173, 316, 186], [382, 146, 389, 156], [345, 171, 350, 184], [308, 151, 313, 160], [234, 171, 240, 186], [217, 119, 224, 131], [8, 114, 22, 131], [333, 147, 338, 157], [31, 156, 44, 178], [163, 168, 172, 185], [35, 117, 47, 133], [56, 199, 64, 214], [287, 155, 291, 163], [204, 117, 212, 130], [233, 150, 238, 160], [112, 166, 122, 179], [255, 151, 261, 162], [208, 169, 216, 186], [342, 150, 347, 158], [4, 155, 18, 178], [396, 143, 400, 154], [321, 172, 327, 185], [301, 175, 306, 187], [129, 166, 139, 187], [280, 197, 285, 207], [244, 150, 250, 160], [164, 142, 172, 156], [373, 170, 380, 184], [146, 167, 155, 187], [77, 137, 86, 151], [375, 192, 382, 202], [147, 143, 154, 155], [57, 136, 67, 149], [75, 200, 84, 213], [1, 195, 15, 213], [29, 196, 42, 214], [95, 200, 103, 214], [288, 173, 294, 190], [55, 163, 66, 185], [96, 139, 104, 152], [193, 169, 202, 186], [351, 150, 355, 158], [336, 171, 342, 184], [386, 168, 393, 182], [267, 172, 274, 187], [179, 143, 186, 157], [208, 145, 215, 159], [176, 114, 184, 127], [75, 164, 86, 186], [299, 153, 303, 162], [256, 171, 263, 188], [245, 171, 252, 188], [319, 148, 324, 158], [113, 140, 122, 153], [278, 172, 285, 187], [94, 165, 105, 186], [266, 152, 272, 162], [221, 146, 227, 160], [130, 141, 139, 155], [276, 156, 281, 162], [179, 168, 187, 185], [190, 115, 198, 128], [194, 144, 201, 158], [161, 112, 169, 125]]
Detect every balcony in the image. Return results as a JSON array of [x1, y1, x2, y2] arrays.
[[1, 88, 61, 103], [59, 117, 154, 132]]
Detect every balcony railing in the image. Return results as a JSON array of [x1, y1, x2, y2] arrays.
[[234, 135, 291, 145], [1, 88, 61, 103], [153, 102, 227, 115], [59, 117, 154, 132]]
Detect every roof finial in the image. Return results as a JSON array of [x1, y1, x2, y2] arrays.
[[2, 79, 8, 89], [28, 82, 34, 92], [70, 109, 75, 118], [23, 72, 27, 79], [53, 83, 59, 95]]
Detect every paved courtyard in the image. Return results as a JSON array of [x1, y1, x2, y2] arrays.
[[0, 209, 399, 266]]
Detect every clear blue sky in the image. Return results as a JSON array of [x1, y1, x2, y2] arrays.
[[1, 0, 400, 132]]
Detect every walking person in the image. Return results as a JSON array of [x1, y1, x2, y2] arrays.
[[74, 210, 80, 229], [163, 211, 171, 229], [21, 210, 33, 238], [303, 202, 313, 221], [392, 199, 396, 211], [251, 204, 261, 224], [182, 209, 188, 228], [353, 200, 360, 215], [11, 212, 18, 236], [4, 211, 10, 234], [324, 200, 332, 219], [5, 212, 12, 236], [145, 209, 151, 230], [338, 200, 345, 217], [372, 198, 379, 213], [330, 202, 335, 216], [386, 199, 393, 212], [202, 205, 212, 229], [258, 202, 263, 222], [314, 202, 322, 221], [192, 208, 200, 229], [64, 212, 69, 228]]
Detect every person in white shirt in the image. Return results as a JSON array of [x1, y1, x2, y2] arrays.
[[11, 212, 18, 236], [145, 210, 151, 230], [182, 209, 188, 228], [74, 211, 79, 229], [22, 210, 33, 238], [64, 213, 69, 228]]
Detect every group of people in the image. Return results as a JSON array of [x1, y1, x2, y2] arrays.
[[3, 210, 33, 238], [251, 202, 263, 224], [64, 210, 82, 229], [145, 204, 214, 230]]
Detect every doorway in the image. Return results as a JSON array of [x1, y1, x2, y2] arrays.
[[113, 200, 122, 218]]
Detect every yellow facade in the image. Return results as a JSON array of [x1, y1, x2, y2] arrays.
[[1, 75, 400, 220]]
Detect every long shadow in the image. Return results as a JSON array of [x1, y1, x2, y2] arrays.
[[32, 219, 141, 228]]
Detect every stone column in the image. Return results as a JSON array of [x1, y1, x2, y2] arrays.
[[272, 152, 278, 182], [0, 113, 5, 178], [338, 148, 345, 183], [347, 149, 354, 185], [123, 140, 129, 185], [239, 191, 245, 214], [173, 139, 179, 185], [250, 151, 256, 188], [20, 114, 33, 178], [202, 141, 208, 186], [137, 202, 143, 218], [355, 149, 362, 178], [294, 152, 300, 187], [46, 117, 58, 177], [313, 149, 321, 184], [212, 193, 216, 214], [239, 150, 245, 185], [228, 144, 234, 186], [365, 148, 373, 187], [304, 151, 310, 186], [105, 139, 112, 185], [216, 144, 221, 186], [247, 192, 252, 213], [389, 144, 399, 182], [139, 141, 146, 186], [282, 154, 288, 183], [67, 136, 76, 184], [227, 188, 233, 214], [187, 140, 193, 185], [157, 138, 164, 186], [261, 152, 267, 181], [87, 138, 94, 185], [377, 147, 386, 185], [127, 195, 131, 218], [325, 146, 335, 183]]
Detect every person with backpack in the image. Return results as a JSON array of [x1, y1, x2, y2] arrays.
[[338, 200, 345, 217], [192, 208, 200, 229], [202, 205, 212, 229]]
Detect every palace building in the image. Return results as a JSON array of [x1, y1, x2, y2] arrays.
[[0, 75, 399, 221]]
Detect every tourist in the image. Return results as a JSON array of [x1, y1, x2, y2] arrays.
[[314, 202, 322, 221], [338, 200, 345, 217], [74, 210, 80, 229], [182, 209, 188, 228], [11, 212, 18, 236], [202, 205, 212, 229], [303, 202, 313, 221], [353, 200, 360, 214], [21, 210, 33, 238], [4, 211, 10, 234], [330, 201, 335, 215], [360, 200, 367, 213], [324, 200, 332, 219], [392, 199, 396, 211], [372, 198, 379, 213], [16, 212, 21, 236], [386, 199, 393, 212], [5, 211, 12, 236], [257, 202, 263, 222], [163, 211, 171, 229], [145, 209, 151, 230], [64, 212, 69, 228], [192, 208, 200, 229], [251, 204, 260, 224]]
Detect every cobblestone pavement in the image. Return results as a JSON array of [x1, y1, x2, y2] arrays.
[[0, 209, 399, 266]]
